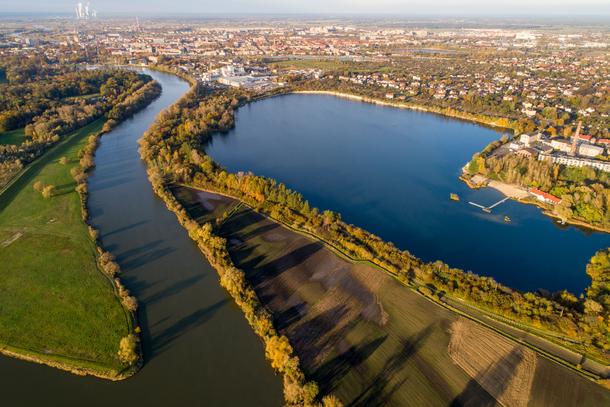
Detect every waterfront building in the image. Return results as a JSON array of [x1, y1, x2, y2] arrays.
[[529, 187, 561, 204]]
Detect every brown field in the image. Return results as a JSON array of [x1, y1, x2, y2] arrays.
[[448, 318, 536, 407], [176, 187, 610, 407]]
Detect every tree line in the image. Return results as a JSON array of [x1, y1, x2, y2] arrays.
[[140, 79, 342, 406]]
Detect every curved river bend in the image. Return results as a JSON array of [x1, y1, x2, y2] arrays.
[[206, 94, 610, 294], [0, 70, 282, 406]]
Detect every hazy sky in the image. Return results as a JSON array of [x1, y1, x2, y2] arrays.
[[1, 0, 608, 16]]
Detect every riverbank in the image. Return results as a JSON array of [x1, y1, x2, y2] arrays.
[[460, 171, 610, 234], [0, 119, 135, 380], [292, 90, 514, 131], [0, 77, 166, 379]]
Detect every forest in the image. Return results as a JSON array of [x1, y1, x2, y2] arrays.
[[0, 58, 160, 189], [139, 79, 609, 372]]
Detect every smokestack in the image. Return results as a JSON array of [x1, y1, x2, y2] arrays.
[[571, 120, 582, 155]]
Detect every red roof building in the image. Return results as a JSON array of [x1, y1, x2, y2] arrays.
[[530, 187, 561, 204]]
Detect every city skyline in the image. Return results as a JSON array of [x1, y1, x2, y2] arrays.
[[0, 0, 609, 16]]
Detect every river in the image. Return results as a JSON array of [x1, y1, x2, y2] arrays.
[[206, 93, 610, 294], [0, 70, 282, 405]]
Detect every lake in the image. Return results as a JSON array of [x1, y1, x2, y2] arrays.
[[206, 93, 610, 294]]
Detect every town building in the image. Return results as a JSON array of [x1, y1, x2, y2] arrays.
[[578, 143, 604, 158], [519, 133, 541, 147], [539, 153, 610, 172]]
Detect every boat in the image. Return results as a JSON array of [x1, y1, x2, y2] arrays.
[[504, 216, 511, 223], [450, 193, 460, 201]]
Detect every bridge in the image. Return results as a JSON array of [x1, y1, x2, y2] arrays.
[[468, 197, 510, 213]]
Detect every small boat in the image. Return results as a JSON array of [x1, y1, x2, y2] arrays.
[[450, 193, 460, 201], [504, 216, 511, 223]]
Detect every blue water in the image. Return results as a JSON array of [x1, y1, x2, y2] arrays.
[[206, 94, 610, 293]]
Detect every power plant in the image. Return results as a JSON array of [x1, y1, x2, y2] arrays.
[[75, 2, 97, 20]]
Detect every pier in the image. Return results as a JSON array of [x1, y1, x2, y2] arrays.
[[468, 197, 510, 213]]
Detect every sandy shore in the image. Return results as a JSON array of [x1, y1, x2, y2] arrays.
[[488, 180, 529, 199]]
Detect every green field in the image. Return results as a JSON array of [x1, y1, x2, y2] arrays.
[[0, 119, 130, 374], [0, 128, 26, 146]]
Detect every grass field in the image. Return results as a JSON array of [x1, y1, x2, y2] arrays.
[[0, 119, 130, 374], [176, 187, 610, 406], [0, 128, 25, 146]]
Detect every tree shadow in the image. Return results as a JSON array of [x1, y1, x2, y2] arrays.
[[350, 323, 436, 407], [287, 305, 352, 370], [314, 335, 388, 394], [220, 208, 266, 237], [116, 240, 164, 261], [244, 242, 322, 286], [148, 299, 229, 358], [450, 347, 524, 407], [274, 301, 309, 331], [102, 220, 149, 238], [114, 239, 176, 271], [234, 222, 280, 243], [121, 246, 176, 271], [142, 274, 206, 306]]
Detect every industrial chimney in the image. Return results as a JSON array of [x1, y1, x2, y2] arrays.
[[570, 120, 582, 156]]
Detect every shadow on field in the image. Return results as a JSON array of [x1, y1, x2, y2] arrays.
[[236, 242, 322, 286], [449, 348, 522, 407], [314, 335, 387, 394], [350, 323, 436, 407]]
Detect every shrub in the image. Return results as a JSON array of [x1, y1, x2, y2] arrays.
[[33, 180, 45, 192], [117, 334, 138, 365], [41, 184, 55, 198]]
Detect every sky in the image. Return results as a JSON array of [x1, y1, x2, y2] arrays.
[[0, 0, 608, 16]]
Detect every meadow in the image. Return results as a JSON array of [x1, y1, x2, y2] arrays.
[[0, 128, 25, 146], [0, 119, 130, 375]]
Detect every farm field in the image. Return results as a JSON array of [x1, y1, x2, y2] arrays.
[[176, 187, 610, 406], [0, 128, 25, 146], [0, 119, 130, 374]]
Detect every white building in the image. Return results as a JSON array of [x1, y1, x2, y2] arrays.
[[578, 143, 604, 158], [519, 133, 540, 147], [539, 153, 610, 172], [550, 139, 573, 153]]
